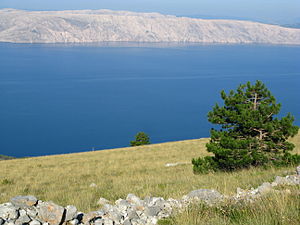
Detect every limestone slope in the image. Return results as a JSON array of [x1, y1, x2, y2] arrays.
[[0, 9, 300, 44]]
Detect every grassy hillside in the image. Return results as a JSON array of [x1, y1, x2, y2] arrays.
[[0, 154, 15, 160], [0, 134, 299, 213]]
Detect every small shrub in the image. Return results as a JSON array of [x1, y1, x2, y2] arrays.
[[1, 178, 14, 185], [130, 132, 150, 146]]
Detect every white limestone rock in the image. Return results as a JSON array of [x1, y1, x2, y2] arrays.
[[0, 9, 300, 45]]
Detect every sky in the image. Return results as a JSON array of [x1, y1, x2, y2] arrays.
[[0, 0, 300, 24]]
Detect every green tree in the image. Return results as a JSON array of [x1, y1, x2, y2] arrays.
[[130, 132, 151, 146], [192, 80, 299, 173]]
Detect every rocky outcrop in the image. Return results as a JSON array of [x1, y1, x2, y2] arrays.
[[1, 9, 300, 44], [0, 166, 299, 225]]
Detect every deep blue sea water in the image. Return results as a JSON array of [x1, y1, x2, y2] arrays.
[[0, 43, 299, 157]]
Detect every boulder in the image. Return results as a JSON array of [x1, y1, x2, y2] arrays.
[[10, 196, 38, 208], [26, 208, 38, 218], [15, 214, 31, 225], [126, 194, 142, 205], [273, 176, 298, 186], [36, 202, 65, 225], [96, 198, 110, 206], [65, 206, 77, 222], [144, 206, 161, 217], [123, 219, 132, 225], [0, 203, 19, 220], [186, 189, 223, 204], [82, 211, 104, 224], [257, 182, 273, 194]]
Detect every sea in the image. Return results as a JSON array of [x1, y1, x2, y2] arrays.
[[0, 43, 299, 157]]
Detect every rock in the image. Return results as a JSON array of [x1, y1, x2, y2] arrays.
[[4, 222, 15, 225], [126, 194, 142, 205], [127, 209, 139, 220], [0, 203, 19, 220], [19, 210, 27, 217], [186, 189, 223, 204], [147, 197, 165, 207], [2, 9, 300, 45], [123, 219, 131, 225], [286, 175, 300, 185], [296, 165, 300, 175], [89, 183, 97, 188], [96, 198, 110, 206], [26, 208, 38, 218], [104, 210, 122, 223], [65, 206, 77, 222], [273, 176, 297, 186], [103, 218, 114, 225], [10, 196, 38, 208], [36, 202, 65, 225], [94, 218, 104, 225], [0, 218, 4, 225], [29, 220, 41, 225], [82, 211, 104, 224], [165, 162, 189, 167], [68, 219, 78, 225], [15, 214, 31, 225], [257, 182, 273, 194], [165, 163, 179, 167], [144, 206, 161, 217]]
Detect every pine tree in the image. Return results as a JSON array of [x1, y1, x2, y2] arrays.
[[130, 132, 151, 146], [192, 81, 299, 173]]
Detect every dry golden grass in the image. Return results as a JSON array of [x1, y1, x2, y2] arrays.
[[163, 186, 300, 225], [1, 134, 299, 212]]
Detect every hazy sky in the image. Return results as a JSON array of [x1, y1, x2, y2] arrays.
[[1, 0, 300, 23]]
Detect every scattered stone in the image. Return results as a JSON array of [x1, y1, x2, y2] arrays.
[[36, 202, 65, 225], [89, 183, 97, 188], [296, 166, 300, 175], [10, 196, 38, 208], [165, 162, 189, 167]]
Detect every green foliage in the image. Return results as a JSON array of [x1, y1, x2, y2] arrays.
[[0, 154, 15, 160], [1, 178, 14, 185], [193, 80, 299, 173], [130, 132, 151, 146]]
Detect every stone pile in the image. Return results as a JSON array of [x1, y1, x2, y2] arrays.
[[1, 166, 299, 225]]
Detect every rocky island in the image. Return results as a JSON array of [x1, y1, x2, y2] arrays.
[[1, 8, 300, 44]]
